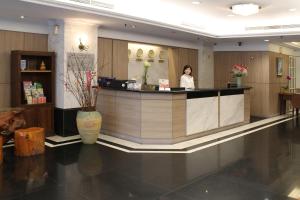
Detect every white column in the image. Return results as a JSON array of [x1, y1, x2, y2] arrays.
[[48, 20, 98, 109]]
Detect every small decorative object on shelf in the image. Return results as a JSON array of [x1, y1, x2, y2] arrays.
[[136, 48, 143, 61], [20, 59, 27, 71], [27, 60, 37, 70], [281, 75, 292, 93], [159, 50, 165, 63], [64, 51, 101, 144], [147, 49, 155, 62], [142, 61, 151, 86], [232, 64, 248, 87], [40, 61, 46, 70], [23, 81, 46, 104]]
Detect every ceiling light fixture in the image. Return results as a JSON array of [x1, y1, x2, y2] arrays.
[[264, 39, 270, 42], [20, 15, 25, 19], [230, 3, 261, 16], [289, 8, 297, 12], [192, 1, 201, 5]]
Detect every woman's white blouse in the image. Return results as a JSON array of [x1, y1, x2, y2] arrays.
[[180, 74, 195, 89]]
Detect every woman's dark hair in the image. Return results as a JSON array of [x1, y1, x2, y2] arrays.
[[182, 65, 192, 75]]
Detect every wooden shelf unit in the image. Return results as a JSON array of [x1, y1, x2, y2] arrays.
[[11, 51, 56, 136]]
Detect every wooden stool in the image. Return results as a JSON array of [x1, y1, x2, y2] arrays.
[[14, 127, 45, 157], [0, 136, 3, 165]]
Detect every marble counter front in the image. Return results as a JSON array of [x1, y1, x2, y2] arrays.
[[97, 87, 251, 144]]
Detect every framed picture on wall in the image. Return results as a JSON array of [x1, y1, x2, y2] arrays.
[[276, 57, 283, 76]]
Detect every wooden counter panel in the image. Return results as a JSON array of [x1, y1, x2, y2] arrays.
[[116, 91, 141, 99], [99, 90, 117, 96], [141, 100, 172, 139], [172, 100, 186, 138], [115, 97, 141, 137], [141, 93, 186, 100], [244, 89, 251, 123], [97, 94, 116, 131]]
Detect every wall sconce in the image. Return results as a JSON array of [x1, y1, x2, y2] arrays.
[[78, 38, 88, 51], [53, 25, 59, 35]]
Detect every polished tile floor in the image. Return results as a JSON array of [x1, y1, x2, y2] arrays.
[[1, 117, 300, 200]]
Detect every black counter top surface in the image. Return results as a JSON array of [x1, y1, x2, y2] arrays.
[[101, 87, 251, 94]]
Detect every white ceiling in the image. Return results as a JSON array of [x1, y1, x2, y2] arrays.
[[1, 0, 300, 42]]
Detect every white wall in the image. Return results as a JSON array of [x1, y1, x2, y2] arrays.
[[268, 44, 296, 56], [199, 44, 214, 88], [0, 18, 48, 34], [214, 41, 269, 52], [99, 28, 215, 88], [128, 43, 169, 84]]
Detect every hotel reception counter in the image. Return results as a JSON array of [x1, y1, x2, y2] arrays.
[[97, 87, 251, 144]]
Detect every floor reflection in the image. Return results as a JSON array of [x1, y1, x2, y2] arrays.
[[1, 117, 300, 200]]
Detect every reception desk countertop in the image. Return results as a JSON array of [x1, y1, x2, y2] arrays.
[[100, 87, 251, 94]]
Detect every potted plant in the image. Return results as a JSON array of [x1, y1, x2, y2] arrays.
[[64, 52, 101, 144], [232, 64, 248, 87]]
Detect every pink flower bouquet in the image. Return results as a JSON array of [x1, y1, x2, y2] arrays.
[[232, 64, 248, 77]]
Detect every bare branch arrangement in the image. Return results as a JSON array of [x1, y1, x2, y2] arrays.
[[64, 51, 99, 111]]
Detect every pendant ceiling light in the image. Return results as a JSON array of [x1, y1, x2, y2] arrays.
[[230, 3, 261, 16]]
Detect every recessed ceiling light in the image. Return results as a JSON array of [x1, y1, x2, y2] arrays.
[[230, 3, 261, 16], [20, 16, 24, 19], [264, 39, 270, 42], [227, 14, 235, 17], [192, 1, 201, 5], [289, 8, 297, 12]]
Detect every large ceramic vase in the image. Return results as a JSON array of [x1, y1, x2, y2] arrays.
[[76, 111, 102, 144]]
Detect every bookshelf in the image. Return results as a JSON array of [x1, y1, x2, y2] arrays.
[[11, 51, 55, 136]]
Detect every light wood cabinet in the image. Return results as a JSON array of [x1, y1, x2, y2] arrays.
[[112, 40, 128, 79], [98, 38, 113, 77]]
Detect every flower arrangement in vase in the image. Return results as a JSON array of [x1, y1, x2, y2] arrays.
[[64, 52, 101, 144], [142, 61, 151, 86], [281, 75, 291, 93], [232, 64, 248, 87]]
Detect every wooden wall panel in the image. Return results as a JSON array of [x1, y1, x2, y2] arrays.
[[168, 47, 179, 87], [0, 84, 10, 108], [268, 52, 289, 116], [168, 47, 198, 87], [188, 48, 198, 86], [0, 31, 24, 84], [178, 48, 189, 79], [214, 51, 290, 117], [0, 30, 48, 109], [23, 33, 48, 51], [112, 40, 128, 79], [98, 38, 113, 77]]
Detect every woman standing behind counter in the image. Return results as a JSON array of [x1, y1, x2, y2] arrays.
[[180, 65, 195, 89]]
